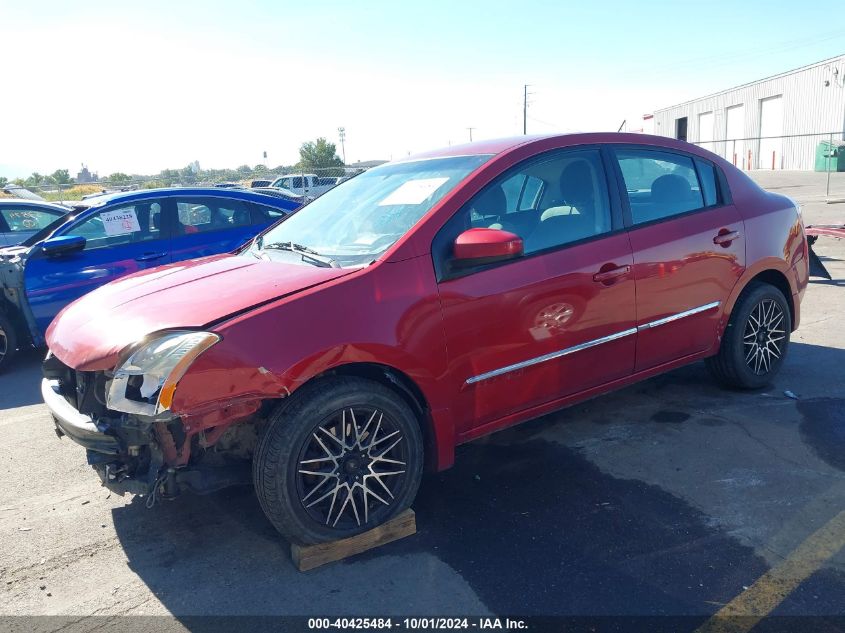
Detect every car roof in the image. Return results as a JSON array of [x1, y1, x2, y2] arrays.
[[84, 186, 300, 208], [0, 199, 71, 213], [400, 132, 709, 162]]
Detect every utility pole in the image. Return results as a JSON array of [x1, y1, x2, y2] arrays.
[[338, 127, 347, 163], [523, 84, 533, 135], [466, 127, 475, 142], [523, 85, 528, 135]]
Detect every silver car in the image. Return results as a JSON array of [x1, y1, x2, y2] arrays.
[[0, 199, 68, 246]]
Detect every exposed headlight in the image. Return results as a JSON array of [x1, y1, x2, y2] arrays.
[[107, 331, 219, 416]]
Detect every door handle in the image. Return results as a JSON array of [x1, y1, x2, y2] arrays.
[[713, 230, 741, 246], [593, 264, 631, 284], [135, 252, 167, 262]]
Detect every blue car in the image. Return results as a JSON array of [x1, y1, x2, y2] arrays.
[[0, 199, 69, 246], [0, 187, 300, 370]]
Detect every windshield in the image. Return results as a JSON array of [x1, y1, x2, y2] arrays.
[[246, 155, 491, 267], [20, 212, 76, 247]]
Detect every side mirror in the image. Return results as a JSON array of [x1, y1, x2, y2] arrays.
[[42, 235, 86, 257], [453, 228, 523, 266]]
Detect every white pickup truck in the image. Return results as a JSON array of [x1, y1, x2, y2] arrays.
[[268, 173, 340, 198]]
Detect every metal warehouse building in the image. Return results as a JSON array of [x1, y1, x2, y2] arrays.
[[652, 54, 845, 170]]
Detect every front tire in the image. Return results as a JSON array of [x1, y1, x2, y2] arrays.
[[706, 282, 791, 389], [0, 311, 18, 373], [253, 376, 424, 544]]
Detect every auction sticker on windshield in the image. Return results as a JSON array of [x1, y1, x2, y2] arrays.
[[378, 177, 450, 206], [101, 208, 141, 236]]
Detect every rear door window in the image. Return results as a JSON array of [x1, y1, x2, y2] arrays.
[[175, 198, 252, 234], [250, 202, 289, 223], [616, 150, 706, 225]]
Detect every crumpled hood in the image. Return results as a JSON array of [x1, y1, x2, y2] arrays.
[[47, 254, 353, 371]]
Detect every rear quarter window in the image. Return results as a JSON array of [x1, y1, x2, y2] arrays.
[[695, 158, 720, 207]]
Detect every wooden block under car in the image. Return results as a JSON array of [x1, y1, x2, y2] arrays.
[[291, 509, 417, 572]]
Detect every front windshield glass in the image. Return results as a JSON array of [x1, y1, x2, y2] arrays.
[[21, 212, 75, 247], [246, 155, 491, 267]]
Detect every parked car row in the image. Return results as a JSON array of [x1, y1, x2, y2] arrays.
[[5, 133, 814, 546], [0, 187, 301, 370], [268, 173, 348, 197]]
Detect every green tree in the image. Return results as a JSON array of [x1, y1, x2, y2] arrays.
[[179, 165, 197, 184], [158, 169, 180, 186], [105, 172, 132, 185], [26, 172, 43, 187], [50, 169, 73, 185], [0, 176, 8, 188], [297, 138, 344, 171], [236, 164, 252, 176]]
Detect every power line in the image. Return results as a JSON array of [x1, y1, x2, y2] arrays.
[[626, 31, 845, 80]]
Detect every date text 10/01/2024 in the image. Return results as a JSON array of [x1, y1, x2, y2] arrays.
[[307, 618, 528, 630]]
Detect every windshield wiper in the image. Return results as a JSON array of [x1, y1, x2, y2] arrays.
[[260, 241, 340, 268]]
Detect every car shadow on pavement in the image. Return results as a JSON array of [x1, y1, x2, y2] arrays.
[[810, 279, 845, 287], [109, 443, 768, 619], [0, 347, 44, 410], [106, 344, 845, 620]]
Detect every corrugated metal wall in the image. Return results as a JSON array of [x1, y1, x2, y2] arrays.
[[652, 55, 845, 170]]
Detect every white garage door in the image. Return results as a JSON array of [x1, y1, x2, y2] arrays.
[[725, 104, 745, 168], [759, 95, 783, 170], [698, 111, 714, 152]]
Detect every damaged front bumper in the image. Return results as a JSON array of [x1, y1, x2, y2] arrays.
[[43, 356, 254, 500], [42, 378, 121, 454], [42, 376, 161, 496]]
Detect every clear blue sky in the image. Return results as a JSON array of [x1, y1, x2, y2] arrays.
[[2, 0, 843, 178]]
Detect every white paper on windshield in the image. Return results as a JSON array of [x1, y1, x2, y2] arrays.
[[101, 208, 141, 236], [353, 233, 381, 245], [378, 177, 449, 206]]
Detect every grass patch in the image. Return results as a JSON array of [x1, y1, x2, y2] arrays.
[[41, 184, 106, 201]]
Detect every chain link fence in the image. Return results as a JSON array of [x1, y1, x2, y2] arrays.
[[688, 130, 845, 202], [1, 165, 380, 206]]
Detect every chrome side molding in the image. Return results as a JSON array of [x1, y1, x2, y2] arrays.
[[465, 328, 638, 385], [465, 301, 721, 385], [637, 301, 721, 330]]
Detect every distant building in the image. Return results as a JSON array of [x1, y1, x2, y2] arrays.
[[621, 114, 654, 135], [651, 54, 845, 170], [76, 164, 99, 183], [349, 160, 388, 168]]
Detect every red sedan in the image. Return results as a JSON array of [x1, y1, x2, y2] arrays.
[[42, 133, 809, 544]]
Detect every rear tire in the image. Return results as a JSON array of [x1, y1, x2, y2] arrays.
[[0, 311, 18, 373], [706, 282, 791, 389], [253, 376, 424, 544]]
